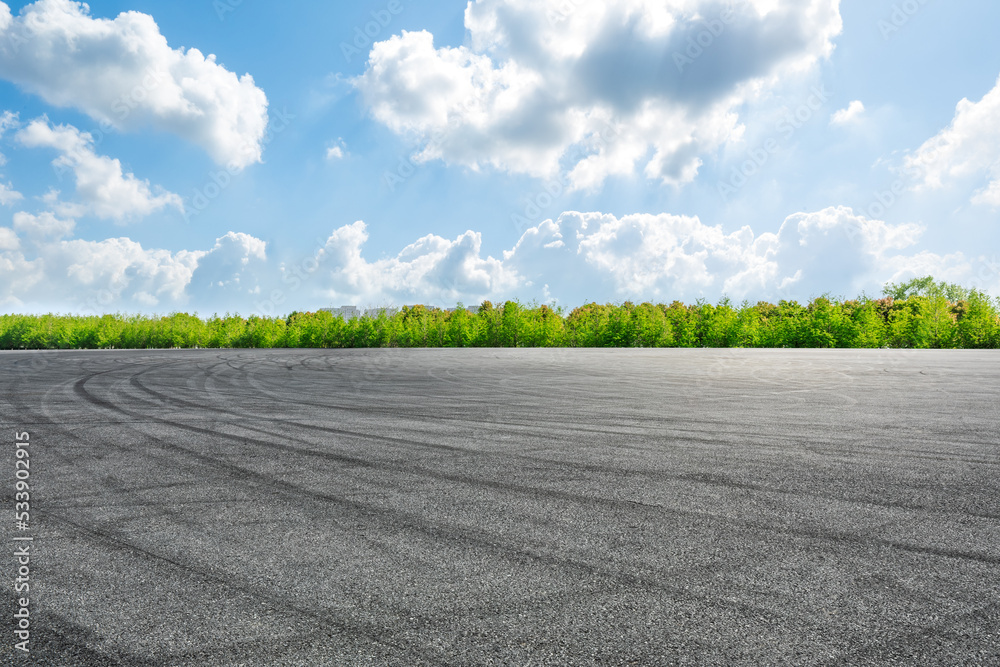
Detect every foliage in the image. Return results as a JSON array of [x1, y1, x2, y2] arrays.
[[2, 281, 998, 350], [883, 275, 971, 302]]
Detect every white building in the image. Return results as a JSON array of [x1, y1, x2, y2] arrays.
[[320, 305, 480, 319], [319, 306, 399, 320]]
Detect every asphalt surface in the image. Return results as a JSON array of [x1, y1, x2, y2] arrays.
[[1, 348, 998, 666]]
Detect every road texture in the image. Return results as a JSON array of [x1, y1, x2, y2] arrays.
[[1, 348, 998, 666]]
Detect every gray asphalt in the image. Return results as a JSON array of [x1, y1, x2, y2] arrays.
[[2, 348, 998, 666]]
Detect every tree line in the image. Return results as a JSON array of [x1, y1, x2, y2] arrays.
[[2, 277, 998, 350]]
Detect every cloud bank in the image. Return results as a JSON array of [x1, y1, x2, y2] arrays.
[[0, 0, 269, 168], [907, 74, 1000, 207], [357, 0, 843, 189], [2, 204, 991, 314], [0, 226, 267, 312], [17, 117, 184, 221]]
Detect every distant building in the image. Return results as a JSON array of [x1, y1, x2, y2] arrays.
[[319, 305, 399, 320], [319, 305, 479, 319]]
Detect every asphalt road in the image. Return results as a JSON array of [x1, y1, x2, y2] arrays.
[[2, 348, 998, 666]]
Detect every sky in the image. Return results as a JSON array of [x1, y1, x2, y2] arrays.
[[0, 0, 998, 315]]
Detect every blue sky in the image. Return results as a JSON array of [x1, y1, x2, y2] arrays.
[[0, 0, 998, 315]]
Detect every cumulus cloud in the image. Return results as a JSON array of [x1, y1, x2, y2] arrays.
[[13, 210, 74, 239], [357, 0, 842, 189], [0, 110, 16, 135], [0, 237, 40, 309], [830, 99, 864, 125], [325, 138, 347, 161], [57, 238, 201, 308], [972, 180, 1000, 208], [297, 207, 968, 309], [0, 226, 199, 310], [0, 109, 17, 168], [315, 221, 519, 306], [17, 117, 183, 221], [0, 221, 268, 312], [188, 232, 268, 304], [501, 207, 928, 302], [0, 0, 268, 168], [0, 181, 21, 205], [906, 74, 1000, 207], [1, 207, 988, 314], [0, 109, 16, 164], [0, 225, 19, 250]]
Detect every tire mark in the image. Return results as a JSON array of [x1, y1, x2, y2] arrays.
[[75, 367, 1000, 568], [34, 509, 450, 667]]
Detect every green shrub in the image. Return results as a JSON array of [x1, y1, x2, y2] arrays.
[[1, 279, 997, 350]]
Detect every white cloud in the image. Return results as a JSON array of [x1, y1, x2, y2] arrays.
[[0, 110, 18, 168], [325, 138, 348, 161], [305, 207, 966, 308], [906, 74, 1000, 206], [1, 207, 988, 315], [56, 237, 200, 306], [0, 242, 40, 309], [316, 221, 519, 305], [0, 181, 21, 205], [830, 99, 864, 126], [188, 232, 268, 301], [0, 227, 201, 310], [0, 0, 268, 168], [0, 226, 18, 250], [357, 0, 842, 189], [13, 211, 74, 239], [0, 110, 16, 135], [879, 250, 976, 288], [17, 117, 183, 221], [502, 207, 927, 302], [0, 223, 269, 312], [972, 179, 1000, 208]]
